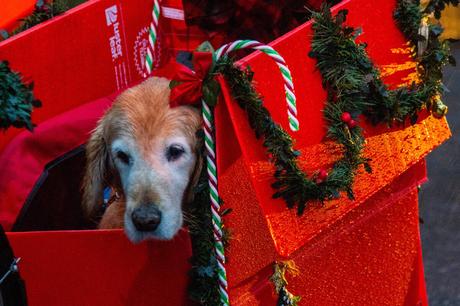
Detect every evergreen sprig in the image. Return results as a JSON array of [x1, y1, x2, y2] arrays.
[[212, 57, 367, 215], [0, 61, 41, 130], [394, 0, 456, 114], [186, 131, 230, 305], [424, 0, 459, 18], [1, 0, 86, 41], [186, 170, 221, 305], [394, 0, 423, 40], [310, 6, 426, 126]]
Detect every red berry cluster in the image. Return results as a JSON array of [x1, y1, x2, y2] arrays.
[[341, 112, 357, 128], [315, 169, 328, 184]]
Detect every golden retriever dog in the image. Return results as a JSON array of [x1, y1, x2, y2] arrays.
[[82, 77, 202, 243]]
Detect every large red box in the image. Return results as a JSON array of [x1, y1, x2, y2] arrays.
[[0, 0, 451, 305]]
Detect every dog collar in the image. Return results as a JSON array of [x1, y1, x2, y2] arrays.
[[102, 186, 121, 210]]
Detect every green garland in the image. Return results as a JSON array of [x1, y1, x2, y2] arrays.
[[270, 261, 301, 306], [187, 175, 230, 305], [0, 0, 86, 41], [212, 57, 365, 215], [186, 131, 230, 305], [395, 0, 456, 113], [0, 61, 41, 131]]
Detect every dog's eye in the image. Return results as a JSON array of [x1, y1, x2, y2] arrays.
[[166, 145, 185, 162], [116, 150, 131, 165]]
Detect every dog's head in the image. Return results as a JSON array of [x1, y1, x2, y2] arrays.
[[83, 77, 202, 242]]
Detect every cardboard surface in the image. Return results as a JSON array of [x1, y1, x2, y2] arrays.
[[7, 230, 192, 306]]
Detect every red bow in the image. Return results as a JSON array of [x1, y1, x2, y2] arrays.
[[170, 52, 213, 107]]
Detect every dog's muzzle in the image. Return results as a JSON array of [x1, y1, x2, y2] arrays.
[[131, 205, 162, 232]]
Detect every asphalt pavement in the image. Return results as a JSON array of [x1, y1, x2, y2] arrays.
[[420, 42, 460, 306]]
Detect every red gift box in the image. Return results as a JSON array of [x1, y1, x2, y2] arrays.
[[0, 0, 451, 305], [212, 0, 450, 304]]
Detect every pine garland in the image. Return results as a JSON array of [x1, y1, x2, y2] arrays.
[[270, 261, 301, 306], [186, 131, 230, 305], [213, 59, 327, 214], [304, 0, 455, 206], [395, 0, 457, 115], [0, 61, 41, 131], [212, 53, 372, 215], [1, 0, 86, 41]]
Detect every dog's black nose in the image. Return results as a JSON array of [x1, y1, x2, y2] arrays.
[[131, 205, 162, 232]]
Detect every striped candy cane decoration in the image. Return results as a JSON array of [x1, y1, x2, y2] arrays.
[[201, 40, 298, 305], [144, 0, 161, 76], [214, 40, 299, 131], [201, 100, 229, 306]]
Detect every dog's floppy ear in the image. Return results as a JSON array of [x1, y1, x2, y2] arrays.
[[82, 119, 110, 219], [184, 129, 204, 204], [185, 152, 203, 204]]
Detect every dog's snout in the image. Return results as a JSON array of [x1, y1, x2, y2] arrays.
[[131, 205, 162, 232]]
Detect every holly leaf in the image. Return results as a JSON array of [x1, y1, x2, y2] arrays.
[[196, 41, 214, 53], [221, 208, 233, 216], [435, 51, 444, 62], [202, 78, 220, 107], [0, 30, 9, 40], [430, 24, 443, 36], [335, 9, 348, 26], [297, 202, 306, 215], [346, 188, 355, 200], [353, 27, 363, 39], [364, 162, 372, 173], [196, 265, 214, 278], [331, 189, 340, 199], [169, 79, 182, 89]]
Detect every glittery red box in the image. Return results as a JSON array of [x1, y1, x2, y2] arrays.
[[214, 0, 450, 304]]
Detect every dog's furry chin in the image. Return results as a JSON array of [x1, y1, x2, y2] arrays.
[[123, 211, 183, 243]]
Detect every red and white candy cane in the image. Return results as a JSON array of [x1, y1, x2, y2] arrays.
[[201, 40, 298, 306], [215, 40, 299, 131], [144, 0, 161, 76]]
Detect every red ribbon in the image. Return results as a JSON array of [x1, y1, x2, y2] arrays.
[[170, 52, 213, 108]]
